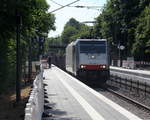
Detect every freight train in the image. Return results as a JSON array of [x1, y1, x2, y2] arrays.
[[66, 39, 110, 84]]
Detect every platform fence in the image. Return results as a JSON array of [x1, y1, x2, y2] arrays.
[[109, 75, 150, 99], [112, 60, 150, 69], [24, 64, 44, 120]]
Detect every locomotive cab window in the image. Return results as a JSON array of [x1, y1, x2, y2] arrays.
[[79, 41, 106, 53]]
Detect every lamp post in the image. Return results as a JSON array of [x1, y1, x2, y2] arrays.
[[16, 8, 21, 102], [118, 44, 125, 67], [28, 37, 32, 83]]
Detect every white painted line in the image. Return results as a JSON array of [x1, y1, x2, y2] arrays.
[[111, 71, 150, 81], [53, 71, 105, 120], [55, 67, 142, 120]]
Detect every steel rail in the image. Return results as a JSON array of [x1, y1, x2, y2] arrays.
[[107, 87, 150, 111]]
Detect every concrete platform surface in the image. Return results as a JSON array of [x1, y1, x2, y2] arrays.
[[43, 65, 142, 120], [110, 66, 150, 77], [110, 66, 150, 84]]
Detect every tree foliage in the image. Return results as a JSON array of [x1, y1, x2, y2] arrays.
[[61, 18, 91, 44], [61, 26, 78, 44], [132, 5, 150, 59], [94, 0, 150, 61], [0, 0, 55, 93], [48, 1, 150, 62]]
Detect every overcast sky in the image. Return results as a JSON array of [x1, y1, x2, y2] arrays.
[[46, 0, 107, 37]]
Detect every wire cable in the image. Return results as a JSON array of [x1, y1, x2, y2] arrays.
[[49, 0, 63, 6], [49, 0, 102, 11], [50, 0, 80, 13]]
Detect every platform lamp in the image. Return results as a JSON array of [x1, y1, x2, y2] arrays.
[[118, 44, 125, 67]]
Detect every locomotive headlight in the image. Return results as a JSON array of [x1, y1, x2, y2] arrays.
[[80, 65, 84, 68], [102, 65, 106, 69]]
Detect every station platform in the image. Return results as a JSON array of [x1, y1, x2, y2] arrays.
[[110, 66, 150, 84], [43, 65, 142, 120], [110, 66, 150, 78]]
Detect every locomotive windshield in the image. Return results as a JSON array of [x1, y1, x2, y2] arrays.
[[79, 41, 106, 53]]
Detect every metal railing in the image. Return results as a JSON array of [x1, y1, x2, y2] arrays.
[[109, 75, 150, 98]]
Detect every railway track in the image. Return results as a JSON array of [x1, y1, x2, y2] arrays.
[[72, 73, 150, 119], [106, 86, 150, 112], [94, 82, 150, 119], [75, 72, 150, 112]]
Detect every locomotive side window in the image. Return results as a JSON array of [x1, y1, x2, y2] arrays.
[[80, 41, 106, 53]]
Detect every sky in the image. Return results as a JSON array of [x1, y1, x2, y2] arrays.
[[46, 0, 107, 37]]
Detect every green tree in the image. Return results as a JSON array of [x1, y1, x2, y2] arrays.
[[132, 5, 150, 60], [0, 0, 55, 93], [61, 18, 91, 44], [94, 0, 144, 59], [61, 26, 78, 44], [65, 18, 81, 30]]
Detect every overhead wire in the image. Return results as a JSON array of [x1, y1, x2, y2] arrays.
[[49, 0, 63, 6], [50, 0, 80, 13], [49, 0, 103, 11]]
